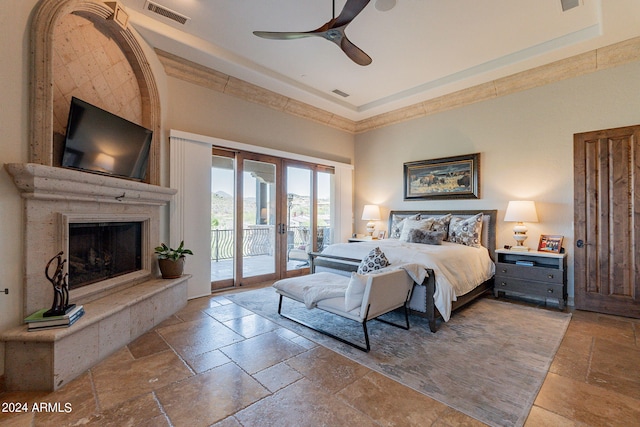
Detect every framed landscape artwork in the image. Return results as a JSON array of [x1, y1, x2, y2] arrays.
[[404, 153, 480, 200]]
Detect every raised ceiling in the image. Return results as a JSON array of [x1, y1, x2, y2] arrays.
[[121, 0, 603, 121]]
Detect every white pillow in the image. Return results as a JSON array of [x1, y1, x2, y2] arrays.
[[390, 214, 420, 239], [399, 218, 433, 242], [345, 272, 369, 311]]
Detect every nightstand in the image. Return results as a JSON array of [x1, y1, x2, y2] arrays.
[[494, 249, 567, 310]]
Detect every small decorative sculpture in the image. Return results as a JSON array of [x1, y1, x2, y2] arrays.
[[44, 251, 75, 317]]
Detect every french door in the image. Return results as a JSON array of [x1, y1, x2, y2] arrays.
[[211, 149, 333, 290]]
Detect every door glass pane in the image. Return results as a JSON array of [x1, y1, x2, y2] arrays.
[[243, 159, 276, 278], [211, 155, 235, 282], [286, 166, 312, 271], [317, 171, 333, 251]]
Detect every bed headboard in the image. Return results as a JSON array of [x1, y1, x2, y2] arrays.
[[387, 210, 498, 261]]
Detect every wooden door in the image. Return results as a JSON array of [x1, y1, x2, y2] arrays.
[[574, 125, 640, 318]]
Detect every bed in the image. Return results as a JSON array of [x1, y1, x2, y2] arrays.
[[309, 209, 497, 332]]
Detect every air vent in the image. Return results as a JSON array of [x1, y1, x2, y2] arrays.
[[560, 0, 580, 12], [144, 1, 190, 25], [332, 89, 350, 98]]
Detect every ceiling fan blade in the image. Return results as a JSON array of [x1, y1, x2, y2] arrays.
[[253, 0, 373, 65], [340, 36, 372, 66], [333, 0, 371, 27], [253, 31, 315, 40]]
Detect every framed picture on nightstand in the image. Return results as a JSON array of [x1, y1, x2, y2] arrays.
[[538, 235, 563, 253], [377, 230, 386, 240]]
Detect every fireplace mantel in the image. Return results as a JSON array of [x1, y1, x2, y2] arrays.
[[5, 163, 175, 205]]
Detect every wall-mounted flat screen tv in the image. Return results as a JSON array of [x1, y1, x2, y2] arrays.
[[61, 97, 152, 181]]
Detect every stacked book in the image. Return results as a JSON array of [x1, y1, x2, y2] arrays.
[[24, 305, 84, 331]]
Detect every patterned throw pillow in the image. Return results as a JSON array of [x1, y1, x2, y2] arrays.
[[408, 229, 445, 245], [448, 213, 484, 247], [427, 214, 453, 240], [357, 247, 391, 274], [399, 218, 434, 242]]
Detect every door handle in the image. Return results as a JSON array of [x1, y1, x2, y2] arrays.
[[576, 239, 584, 248]]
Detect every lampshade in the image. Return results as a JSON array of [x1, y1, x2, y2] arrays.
[[361, 204, 381, 237], [504, 201, 538, 223], [504, 201, 538, 251], [361, 204, 381, 221]]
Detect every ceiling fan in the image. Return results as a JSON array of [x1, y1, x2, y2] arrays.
[[253, 0, 373, 66]]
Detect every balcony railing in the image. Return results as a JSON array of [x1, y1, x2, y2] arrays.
[[211, 226, 331, 261]]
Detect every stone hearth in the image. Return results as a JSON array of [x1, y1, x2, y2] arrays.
[[1, 163, 188, 391]]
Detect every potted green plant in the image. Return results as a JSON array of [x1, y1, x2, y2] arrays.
[[154, 241, 193, 279]]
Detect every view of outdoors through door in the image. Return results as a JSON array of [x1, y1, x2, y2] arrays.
[[317, 170, 333, 252], [241, 158, 277, 281], [286, 166, 312, 273], [211, 153, 235, 288], [211, 149, 334, 290]]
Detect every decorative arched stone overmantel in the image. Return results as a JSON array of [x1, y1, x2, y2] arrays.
[[30, 0, 161, 184]]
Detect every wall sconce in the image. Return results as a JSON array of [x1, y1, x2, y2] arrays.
[[504, 200, 538, 251], [361, 204, 381, 236]]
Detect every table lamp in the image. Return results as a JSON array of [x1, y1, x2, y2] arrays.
[[504, 200, 538, 251], [361, 204, 381, 237]]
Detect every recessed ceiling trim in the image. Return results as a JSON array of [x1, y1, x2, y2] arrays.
[[357, 23, 602, 113], [155, 37, 640, 134]]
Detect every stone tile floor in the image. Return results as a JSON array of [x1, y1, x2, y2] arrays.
[[1, 288, 638, 426]]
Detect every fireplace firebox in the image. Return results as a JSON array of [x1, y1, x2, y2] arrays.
[[68, 222, 142, 289]]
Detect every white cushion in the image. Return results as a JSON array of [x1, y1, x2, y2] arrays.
[[344, 272, 368, 311]]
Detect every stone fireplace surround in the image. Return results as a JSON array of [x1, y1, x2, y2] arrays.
[[0, 163, 188, 391]]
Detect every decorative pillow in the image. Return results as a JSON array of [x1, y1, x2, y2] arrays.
[[408, 229, 445, 245], [427, 214, 453, 240], [448, 213, 484, 247], [389, 214, 420, 239], [357, 247, 391, 274], [344, 272, 368, 311], [399, 218, 434, 242]]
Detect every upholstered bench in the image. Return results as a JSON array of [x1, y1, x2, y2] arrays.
[[273, 269, 414, 352]]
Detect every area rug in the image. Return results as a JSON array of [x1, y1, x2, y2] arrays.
[[227, 287, 571, 427]]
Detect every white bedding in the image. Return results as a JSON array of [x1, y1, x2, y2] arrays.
[[321, 240, 495, 321]]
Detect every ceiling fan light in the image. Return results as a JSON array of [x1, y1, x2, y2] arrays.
[[375, 0, 397, 12]]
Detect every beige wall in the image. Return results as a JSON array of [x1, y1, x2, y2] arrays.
[[0, 0, 37, 377], [354, 60, 640, 303], [164, 77, 354, 165]]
